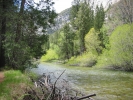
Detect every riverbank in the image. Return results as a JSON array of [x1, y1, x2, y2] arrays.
[[31, 62, 133, 100], [0, 70, 33, 100], [41, 52, 98, 68]]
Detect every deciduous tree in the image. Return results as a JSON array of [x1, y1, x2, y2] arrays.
[[108, 24, 133, 71], [85, 28, 101, 54], [118, 0, 133, 23]]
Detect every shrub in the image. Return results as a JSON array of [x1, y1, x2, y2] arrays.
[[68, 52, 97, 67], [97, 24, 133, 71], [85, 28, 102, 54], [41, 49, 59, 61]]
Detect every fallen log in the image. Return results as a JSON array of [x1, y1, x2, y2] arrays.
[[25, 70, 96, 100], [77, 94, 96, 100]]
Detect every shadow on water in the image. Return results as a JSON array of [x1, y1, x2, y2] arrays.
[[31, 62, 133, 100]]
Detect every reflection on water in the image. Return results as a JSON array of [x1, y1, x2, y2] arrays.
[[31, 62, 133, 100]]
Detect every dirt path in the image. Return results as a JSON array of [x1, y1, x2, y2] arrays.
[[0, 72, 4, 83]]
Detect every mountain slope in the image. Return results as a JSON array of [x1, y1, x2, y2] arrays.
[[46, 8, 71, 34]]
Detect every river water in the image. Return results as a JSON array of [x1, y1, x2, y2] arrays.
[[31, 62, 133, 100]]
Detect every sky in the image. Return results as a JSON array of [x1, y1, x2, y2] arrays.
[[34, 0, 119, 13], [34, 0, 73, 13], [53, 0, 73, 13]]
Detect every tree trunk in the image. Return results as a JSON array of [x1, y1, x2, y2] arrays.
[[0, 0, 6, 68]]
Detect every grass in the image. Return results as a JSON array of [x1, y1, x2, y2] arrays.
[[67, 52, 97, 67], [0, 70, 33, 100]]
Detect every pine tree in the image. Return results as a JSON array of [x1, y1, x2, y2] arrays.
[[0, 0, 14, 68], [59, 24, 75, 59], [94, 4, 105, 31], [76, 3, 94, 53], [0, 0, 57, 70], [70, 0, 81, 29]]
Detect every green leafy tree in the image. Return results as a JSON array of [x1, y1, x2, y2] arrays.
[[76, 3, 94, 53], [49, 24, 75, 60], [85, 28, 102, 55], [108, 24, 133, 71], [41, 49, 58, 61]]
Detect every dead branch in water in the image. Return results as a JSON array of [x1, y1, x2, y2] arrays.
[[23, 70, 96, 100]]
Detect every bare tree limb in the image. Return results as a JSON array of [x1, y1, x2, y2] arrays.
[[77, 94, 96, 100]]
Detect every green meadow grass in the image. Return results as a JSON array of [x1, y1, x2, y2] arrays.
[[0, 70, 33, 100]]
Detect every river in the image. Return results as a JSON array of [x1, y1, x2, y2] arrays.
[[31, 62, 133, 100]]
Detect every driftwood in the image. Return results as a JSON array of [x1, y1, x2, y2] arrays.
[[23, 70, 96, 100], [77, 94, 96, 100]]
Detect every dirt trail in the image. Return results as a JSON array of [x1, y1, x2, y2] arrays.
[[0, 72, 4, 83]]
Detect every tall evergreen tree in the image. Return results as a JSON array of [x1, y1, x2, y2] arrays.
[[70, 0, 81, 29], [0, 0, 6, 68], [94, 4, 105, 31], [0, 0, 57, 70], [0, 0, 14, 68], [59, 24, 75, 59], [76, 3, 94, 53]]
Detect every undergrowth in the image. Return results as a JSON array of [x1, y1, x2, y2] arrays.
[[67, 52, 97, 67], [0, 70, 33, 100]]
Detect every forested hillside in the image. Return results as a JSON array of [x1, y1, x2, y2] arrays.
[[41, 0, 133, 71]]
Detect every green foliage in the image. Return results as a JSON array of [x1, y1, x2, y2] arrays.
[[49, 24, 75, 60], [94, 4, 105, 31], [97, 24, 133, 71], [85, 28, 102, 54], [96, 49, 111, 67], [30, 34, 49, 58], [4, 33, 49, 70], [4, 32, 31, 70], [75, 3, 94, 53], [0, 0, 57, 70], [0, 70, 32, 100], [41, 49, 59, 61], [99, 26, 109, 49], [68, 52, 97, 67], [109, 24, 133, 71], [70, 0, 81, 29], [59, 24, 75, 59], [73, 31, 80, 56], [49, 30, 62, 59]]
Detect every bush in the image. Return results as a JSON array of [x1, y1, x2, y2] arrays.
[[41, 49, 59, 61], [96, 49, 111, 68], [68, 52, 97, 67], [97, 24, 133, 71], [85, 28, 102, 54]]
